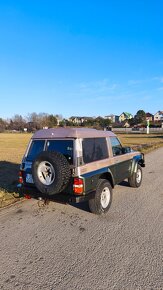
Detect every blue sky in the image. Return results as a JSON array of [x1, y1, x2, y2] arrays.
[[0, 0, 163, 119]]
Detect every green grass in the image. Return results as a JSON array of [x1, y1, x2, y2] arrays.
[[0, 132, 163, 207]]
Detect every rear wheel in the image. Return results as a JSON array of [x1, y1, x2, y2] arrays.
[[128, 164, 142, 188], [88, 179, 112, 215]]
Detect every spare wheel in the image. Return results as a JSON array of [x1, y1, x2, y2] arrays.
[[32, 151, 71, 195]]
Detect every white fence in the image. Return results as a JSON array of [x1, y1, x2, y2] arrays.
[[112, 127, 163, 133]]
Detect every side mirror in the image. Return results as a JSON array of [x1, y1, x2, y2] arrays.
[[122, 146, 132, 154]]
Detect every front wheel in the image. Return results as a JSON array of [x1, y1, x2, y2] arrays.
[[128, 164, 142, 188], [88, 179, 112, 215]]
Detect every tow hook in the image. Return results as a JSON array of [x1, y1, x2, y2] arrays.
[[37, 197, 50, 207]]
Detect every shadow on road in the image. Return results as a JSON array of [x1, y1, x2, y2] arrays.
[[31, 193, 91, 214], [119, 180, 130, 187], [0, 161, 19, 193], [70, 201, 91, 213]]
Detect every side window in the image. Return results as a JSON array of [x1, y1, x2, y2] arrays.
[[82, 138, 108, 164], [110, 137, 123, 156]]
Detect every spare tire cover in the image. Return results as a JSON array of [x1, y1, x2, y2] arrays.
[[32, 151, 71, 195]]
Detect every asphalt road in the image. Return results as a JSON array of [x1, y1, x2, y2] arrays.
[[0, 148, 163, 290]]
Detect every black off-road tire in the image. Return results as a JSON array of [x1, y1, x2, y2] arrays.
[[128, 164, 142, 188], [88, 179, 112, 215], [32, 151, 71, 195]]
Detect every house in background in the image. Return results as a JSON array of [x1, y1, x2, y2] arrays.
[[123, 121, 130, 128], [119, 112, 133, 123], [154, 111, 163, 121], [69, 116, 81, 124], [105, 114, 119, 123], [69, 116, 93, 125], [145, 112, 154, 121]]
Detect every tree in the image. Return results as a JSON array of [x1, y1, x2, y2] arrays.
[[55, 114, 63, 122], [0, 118, 7, 132], [38, 113, 48, 128], [134, 110, 146, 124], [82, 118, 96, 127], [47, 115, 57, 127], [26, 112, 46, 130], [95, 117, 111, 129], [26, 112, 58, 129], [60, 119, 74, 127], [10, 114, 26, 131], [100, 118, 112, 129], [27, 112, 39, 123], [128, 118, 137, 127]]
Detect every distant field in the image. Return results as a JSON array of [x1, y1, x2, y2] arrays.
[[119, 133, 163, 153], [0, 132, 163, 207]]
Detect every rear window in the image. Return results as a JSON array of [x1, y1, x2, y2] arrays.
[[26, 139, 73, 164], [26, 140, 45, 161], [82, 138, 108, 164], [47, 140, 73, 164]]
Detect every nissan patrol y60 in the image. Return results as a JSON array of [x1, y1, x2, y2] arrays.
[[18, 128, 145, 215]]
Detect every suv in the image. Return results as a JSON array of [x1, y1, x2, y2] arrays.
[[18, 128, 145, 215]]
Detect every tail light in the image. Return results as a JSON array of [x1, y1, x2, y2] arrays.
[[24, 194, 31, 199], [18, 171, 23, 184], [73, 178, 84, 195]]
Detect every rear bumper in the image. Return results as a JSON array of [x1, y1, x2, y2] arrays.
[[17, 184, 95, 203]]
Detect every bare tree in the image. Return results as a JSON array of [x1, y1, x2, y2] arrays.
[[10, 114, 26, 131], [0, 118, 7, 132]]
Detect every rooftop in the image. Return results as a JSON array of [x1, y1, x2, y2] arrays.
[[32, 128, 116, 139]]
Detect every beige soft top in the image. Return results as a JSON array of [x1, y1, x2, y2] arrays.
[[32, 128, 116, 139]]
